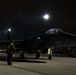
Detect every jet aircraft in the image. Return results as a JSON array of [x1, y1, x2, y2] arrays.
[[37, 28, 76, 57]]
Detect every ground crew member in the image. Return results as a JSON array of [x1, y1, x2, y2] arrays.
[[7, 42, 15, 65]]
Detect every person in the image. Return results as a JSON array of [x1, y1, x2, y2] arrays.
[[47, 47, 53, 60], [7, 42, 15, 65]]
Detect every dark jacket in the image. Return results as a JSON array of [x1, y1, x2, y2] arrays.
[[7, 44, 15, 54]]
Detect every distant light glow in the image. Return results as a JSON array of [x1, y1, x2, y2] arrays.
[[8, 28, 11, 32], [43, 14, 50, 20]]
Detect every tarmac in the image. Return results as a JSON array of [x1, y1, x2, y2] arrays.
[[0, 53, 76, 75]]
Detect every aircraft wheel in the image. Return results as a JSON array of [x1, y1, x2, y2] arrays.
[[48, 55, 52, 60]]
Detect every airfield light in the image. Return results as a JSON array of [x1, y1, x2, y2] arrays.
[[43, 14, 50, 20], [8, 28, 11, 32]]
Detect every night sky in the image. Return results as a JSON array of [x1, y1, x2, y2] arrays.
[[0, 0, 76, 40]]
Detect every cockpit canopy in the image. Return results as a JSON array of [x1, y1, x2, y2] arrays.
[[45, 28, 64, 34]]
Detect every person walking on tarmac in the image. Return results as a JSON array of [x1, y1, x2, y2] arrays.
[[7, 42, 15, 65], [47, 47, 53, 60]]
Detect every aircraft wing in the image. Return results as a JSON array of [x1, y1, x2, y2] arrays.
[[0, 38, 44, 52]]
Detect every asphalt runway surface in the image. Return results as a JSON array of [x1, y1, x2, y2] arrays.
[[0, 53, 76, 75]]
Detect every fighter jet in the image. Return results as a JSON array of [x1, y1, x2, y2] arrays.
[[39, 28, 76, 47], [37, 28, 76, 57]]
